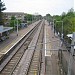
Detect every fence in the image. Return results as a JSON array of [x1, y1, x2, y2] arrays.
[[58, 49, 75, 75]]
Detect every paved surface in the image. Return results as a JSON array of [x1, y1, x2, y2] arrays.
[[44, 20, 75, 75], [45, 20, 60, 75], [0, 21, 40, 53]]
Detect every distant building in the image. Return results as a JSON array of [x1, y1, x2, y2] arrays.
[[3, 12, 25, 20], [3, 12, 26, 26]]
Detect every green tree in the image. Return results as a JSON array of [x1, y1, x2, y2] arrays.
[[25, 14, 32, 21], [54, 8, 75, 37], [11, 16, 16, 20], [10, 16, 21, 28], [67, 8, 74, 17], [49, 8, 75, 44], [0, 0, 6, 25], [61, 12, 66, 19], [37, 15, 42, 20], [25, 14, 35, 24], [10, 16, 15, 28], [46, 14, 52, 22], [46, 14, 51, 17], [53, 15, 61, 21]]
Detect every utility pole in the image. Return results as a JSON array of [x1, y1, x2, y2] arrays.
[[53, 19, 55, 33], [61, 21, 63, 40], [14, 20, 15, 31], [32, 15, 33, 23], [17, 19, 18, 36], [67, 32, 75, 75]]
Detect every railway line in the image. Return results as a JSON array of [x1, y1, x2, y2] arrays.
[[27, 20, 44, 75], [0, 20, 43, 75], [11, 20, 45, 75]]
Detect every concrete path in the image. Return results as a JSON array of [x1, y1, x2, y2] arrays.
[[45, 20, 60, 75]]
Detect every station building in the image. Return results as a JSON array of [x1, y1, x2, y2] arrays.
[[0, 25, 13, 41]]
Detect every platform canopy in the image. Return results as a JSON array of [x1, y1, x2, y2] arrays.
[[67, 34, 75, 49], [67, 34, 73, 38], [0, 26, 13, 33]]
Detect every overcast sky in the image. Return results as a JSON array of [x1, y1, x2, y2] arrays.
[[3, 0, 74, 16]]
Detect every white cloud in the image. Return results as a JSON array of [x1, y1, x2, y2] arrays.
[[4, 0, 74, 16]]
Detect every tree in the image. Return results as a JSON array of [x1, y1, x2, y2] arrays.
[[46, 8, 75, 45], [11, 16, 16, 20], [10, 16, 16, 27], [61, 12, 66, 19], [46, 14, 51, 17], [54, 8, 75, 40], [66, 8, 74, 17], [0, 0, 6, 25], [25, 14, 34, 24], [46, 14, 52, 22], [25, 14, 32, 21], [10, 16, 21, 28]]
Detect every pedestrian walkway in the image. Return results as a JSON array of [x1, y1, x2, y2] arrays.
[[0, 21, 40, 53], [45, 20, 60, 75]]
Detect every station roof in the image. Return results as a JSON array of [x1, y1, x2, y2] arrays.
[[0, 26, 13, 33], [67, 34, 73, 38], [67, 34, 75, 49]]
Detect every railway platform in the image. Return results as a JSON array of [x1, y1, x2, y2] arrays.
[[0, 20, 41, 72], [44, 20, 61, 75], [0, 21, 40, 54]]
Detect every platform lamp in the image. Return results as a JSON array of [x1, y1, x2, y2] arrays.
[[15, 16, 19, 36], [53, 19, 56, 33], [17, 18, 18, 36]]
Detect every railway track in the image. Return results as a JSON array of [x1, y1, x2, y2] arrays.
[[11, 20, 45, 75], [0, 21, 42, 75], [27, 20, 44, 75]]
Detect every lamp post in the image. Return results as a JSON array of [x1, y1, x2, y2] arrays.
[[56, 21, 63, 40], [15, 16, 19, 36], [53, 19, 54, 33], [53, 19, 56, 33], [14, 20, 15, 31], [17, 19, 18, 36], [32, 15, 33, 23]]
